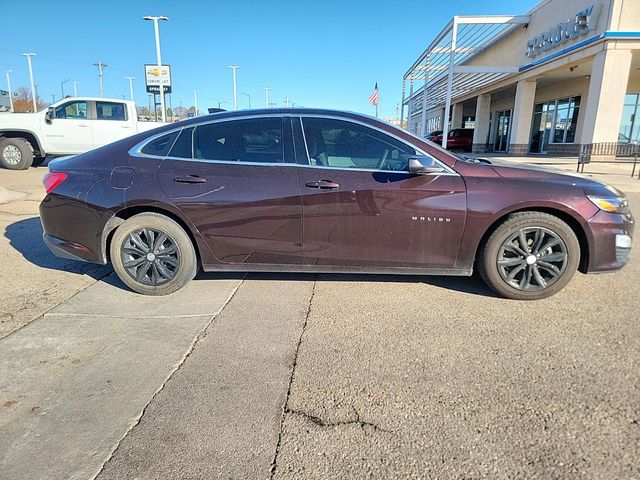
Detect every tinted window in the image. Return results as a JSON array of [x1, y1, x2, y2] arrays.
[[194, 118, 283, 163], [168, 127, 194, 158], [96, 101, 127, 121], [141, 131, 179, 157], [302, 117, 415, 171], [54, 101, 87, 119]]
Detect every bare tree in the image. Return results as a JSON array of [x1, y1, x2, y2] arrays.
[[12, 86, 46, 112]]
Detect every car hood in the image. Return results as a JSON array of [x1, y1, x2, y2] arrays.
[[0, 111, 41, 129], [483, 158, 629, 197]]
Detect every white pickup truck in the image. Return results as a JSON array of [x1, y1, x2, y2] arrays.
[[0, 97, 166, 169]]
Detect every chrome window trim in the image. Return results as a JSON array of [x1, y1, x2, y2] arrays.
[[128, 112, 459, 176]]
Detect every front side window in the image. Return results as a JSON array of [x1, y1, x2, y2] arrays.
[[194, 118, 283, 163], [96, 101, 127, 121], [54, 101, 87, 119], [302, 117, 415, 171]]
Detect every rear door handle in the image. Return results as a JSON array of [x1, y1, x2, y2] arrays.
[[305, 180, 339, 190], [173, 175, 207, 184]]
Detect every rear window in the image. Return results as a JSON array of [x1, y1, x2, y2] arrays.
[[140, 131, 179, 157], [168, 127, 194, 159]]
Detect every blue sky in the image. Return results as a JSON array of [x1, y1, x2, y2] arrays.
[[0, 0, 538, 118]]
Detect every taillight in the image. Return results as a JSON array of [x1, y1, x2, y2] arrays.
[[43, 172, 68, 194]]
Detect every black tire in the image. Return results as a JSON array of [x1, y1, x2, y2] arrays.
[[0, 138, 34, 170], [110, 213, 198, 295], [477, 212, 580, 300]]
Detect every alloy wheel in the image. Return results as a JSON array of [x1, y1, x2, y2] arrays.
[[2, 145, 22, 165], [120, 228, 180, 286], [497, 227, 568, 291]]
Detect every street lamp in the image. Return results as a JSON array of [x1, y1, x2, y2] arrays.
[[21, 53, 37, 112], [264, 86, 270, 108], [227, 65, 240, 110], [125, 76, 136, 102], [5, 70, 13, 112], [143, 15, 169, 122], [72, 81, 79, 97], [242, 92, 251, 109], [193, 90, 198, 116], [60, 79, 70, 99]]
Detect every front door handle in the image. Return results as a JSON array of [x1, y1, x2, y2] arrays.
[[305, 180, 339, 190], [173, 175, 207, 184]]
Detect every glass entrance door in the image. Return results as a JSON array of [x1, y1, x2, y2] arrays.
[[493, 110, 511, 152]]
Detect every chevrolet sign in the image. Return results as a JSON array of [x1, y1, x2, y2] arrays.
[[525, 4, 602, 59]]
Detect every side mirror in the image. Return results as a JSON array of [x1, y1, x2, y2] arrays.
[[408, 157, 446, 175], [45, 107, 54, 124]]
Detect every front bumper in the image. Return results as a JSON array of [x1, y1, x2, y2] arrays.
[[586, 210, 634, 272]]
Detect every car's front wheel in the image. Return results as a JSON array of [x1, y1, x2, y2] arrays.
[[110, 213, 198, 295], [478, 212, 580, 300]]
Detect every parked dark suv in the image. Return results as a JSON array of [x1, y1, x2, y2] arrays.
[[40, 109, 633, 299]]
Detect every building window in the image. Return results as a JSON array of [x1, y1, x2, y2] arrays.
[[620, 94, 640, 144], [426, 116, 441, 135], [529, 96, 581, 154]]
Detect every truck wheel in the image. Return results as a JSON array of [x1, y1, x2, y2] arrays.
[[0, 138, 34, 170]]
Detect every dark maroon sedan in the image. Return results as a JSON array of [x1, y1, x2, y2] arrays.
[[40, 109, 633, 299]]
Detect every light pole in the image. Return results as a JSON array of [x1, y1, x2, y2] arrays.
[[227, 65, 240, 110], [21, 53, 37, 112], [143, 15, 169, 122], [284, 96, 290, 107], [60, 79, 70, 99], [193, 90, 198, 116], [5, 70, 13, 112], [125, 76, 135, 102], [94, 62, 108, 97], [264, 86, 270, 108], [73, 81, 79, 97], [242, 92, 251, 109]]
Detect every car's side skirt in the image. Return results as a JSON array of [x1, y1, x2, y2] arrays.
[[202, 263, 473, 277]]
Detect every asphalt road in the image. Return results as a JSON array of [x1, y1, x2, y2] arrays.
[[0, 164, 638, 479]]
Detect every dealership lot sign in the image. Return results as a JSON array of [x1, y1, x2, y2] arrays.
[[145, 64, 172, 94], [525, 4, 602, 59]]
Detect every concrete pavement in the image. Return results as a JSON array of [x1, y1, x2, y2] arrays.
[[0, 166, 111, 339], [0, 274, 242, 480]]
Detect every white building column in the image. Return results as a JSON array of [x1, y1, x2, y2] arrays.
[[451, 103, 464, 129], [580, 48, 632, 159], [472, 94, 491, 153], [509, 80, 537, 155]]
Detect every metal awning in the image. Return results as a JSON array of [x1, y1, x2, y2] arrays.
[[401, 15, 529, 146]]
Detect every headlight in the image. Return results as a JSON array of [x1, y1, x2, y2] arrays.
[[587, 195, 630, 213]]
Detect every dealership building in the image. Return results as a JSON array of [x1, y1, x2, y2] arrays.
[[401, 0, 640, 159]]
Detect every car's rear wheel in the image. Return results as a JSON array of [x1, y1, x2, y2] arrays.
[[110, 213, 197, 295], [0, 138, 34, 170], [478, 212, 580, 300]]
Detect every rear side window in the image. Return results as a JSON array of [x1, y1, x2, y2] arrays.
[[96, 101, 127, 121], [168, 127, 194, 159], [140, 131, 179, 157], [194, 118, 283, 163]]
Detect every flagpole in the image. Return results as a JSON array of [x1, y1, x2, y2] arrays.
[[376, 80, 379, 118]]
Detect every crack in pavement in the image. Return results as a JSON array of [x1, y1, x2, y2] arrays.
[[286, 405, 388, 435], [269, 278, 317, 478], [90, 277, 245, 480]]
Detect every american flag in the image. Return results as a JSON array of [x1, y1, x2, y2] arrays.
[[368, 83, 379, 106]]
